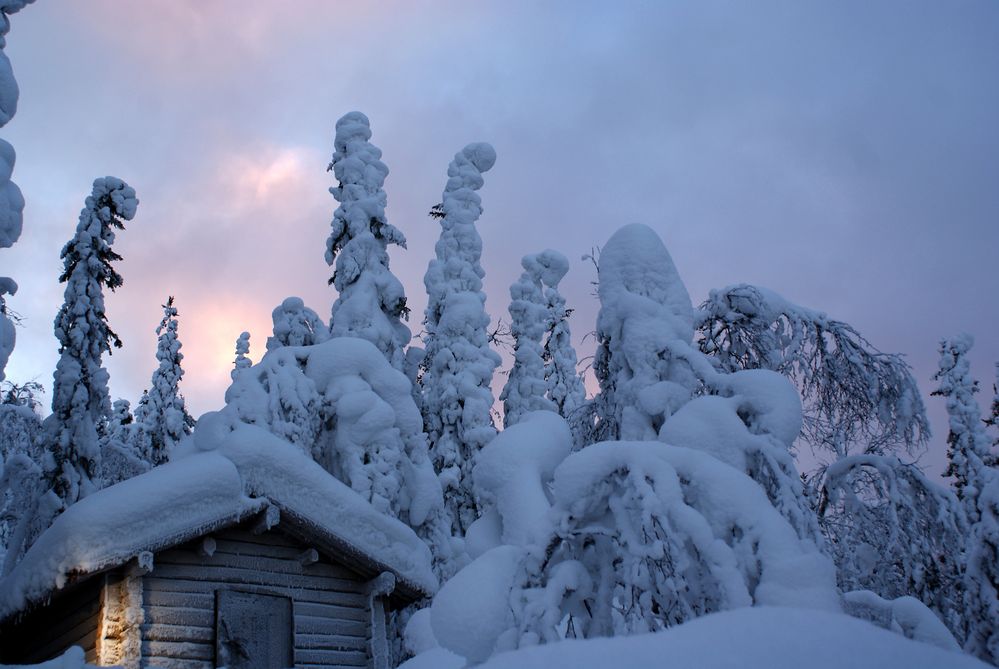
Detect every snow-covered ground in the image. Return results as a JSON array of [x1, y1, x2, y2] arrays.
[[402, 606, 990, 669]]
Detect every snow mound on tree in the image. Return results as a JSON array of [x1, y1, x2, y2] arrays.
[[473, 411, 572, 547], [215, 336, 439, 525], [456, 607, 990, 669]]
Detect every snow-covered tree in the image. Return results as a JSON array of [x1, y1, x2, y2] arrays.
[[326, 111, 410, 370], [0, 1, 31, 381], [420, 142, 500, 534], [986, 362, 999, 451], [42, 177, 138, 508], [266, 296, 329, 351], [537, 251, 585, 423], [232, 331, 252, 381], [430, 414, 839, 664], [99, 399, 148, 487], [210, 337, 457, 578], [697, 284, 929, 463], [589, 224, 701, 442], [501, 253, 556, 427], [932, 334, 992, 520], [132, 297, 194, 466], [0, 381, 42, 552], [817, 454, 965, 639], [964, 469, 999, 665]]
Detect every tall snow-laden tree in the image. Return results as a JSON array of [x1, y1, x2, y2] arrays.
[[591, 224, 700, 442], [326, 111, 410, 370], [536, 250, 585, 423], [697, 284, 929, 463], [501, 253, 556, 427], [133, 296, 194, 466], [987, 362, 999, 450], [421, 142, 500, 535], [0, 1, 31, 380], [932, 334, 992, 520], [267, 296, 329, 351], [42, 177, 138, 508], [964, 468, 999, 665], [232, 331, 252, 381]]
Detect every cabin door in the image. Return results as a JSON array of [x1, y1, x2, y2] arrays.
[[215, 590, 293, 669]]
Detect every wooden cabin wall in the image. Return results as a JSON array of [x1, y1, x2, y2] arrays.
[[140, 526, 376, 669], [0, 577, 103, 664]]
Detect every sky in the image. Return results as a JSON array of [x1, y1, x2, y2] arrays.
[[2, 1, 997, 476]]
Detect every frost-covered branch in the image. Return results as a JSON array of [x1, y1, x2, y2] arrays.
[[697, 283, 929, 460], [818, 454, 965, 638]]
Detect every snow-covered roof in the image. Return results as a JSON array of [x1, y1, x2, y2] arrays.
[[0, 424, 438, 620]]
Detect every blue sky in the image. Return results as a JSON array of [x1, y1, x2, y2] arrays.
[[2, 1, 997, 475]]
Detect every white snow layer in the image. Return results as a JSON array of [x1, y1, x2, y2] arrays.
[[407, 607, 989, 669], [0, 420, 437, 619], [0, 451, 261, 619], [0, 646, 106, 668]]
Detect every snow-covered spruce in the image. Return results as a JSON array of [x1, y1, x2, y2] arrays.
[[231, 331, 252, 381], [501, 253, 556, 427], [99, 398, 148, 488], [0, 0, 31, 381], [210, 336, 456, 577], [420, 142, 500, 535], [326, 112, 411, 371], [932, 334, 993, 521], [131, 297, 194, 467], [818, 454, 965, 639], [987, 362, 999, 449], [697, 283, 929, 461], [42, 177, 138, 509], [590, 224, 700, 442], [964, 467, 999, 665], [0, 383, 42, 570], [537, 250, 586, 424], [266, 296, 329, 351]]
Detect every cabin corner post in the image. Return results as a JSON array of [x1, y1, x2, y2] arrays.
[[366, 572, 396, 669], [97, 566, 145, 668]]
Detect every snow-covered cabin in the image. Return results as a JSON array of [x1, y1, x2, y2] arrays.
[[0, 432, 438, 668]]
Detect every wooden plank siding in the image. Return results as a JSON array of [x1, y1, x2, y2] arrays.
[[140, 526, 375, 668], [0, 577, 102, 665]]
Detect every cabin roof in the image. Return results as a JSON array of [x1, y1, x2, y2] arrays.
[[0, 425, 438, 621]]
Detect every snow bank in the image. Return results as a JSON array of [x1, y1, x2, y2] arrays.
[[0, 453, 261, 619], [0, 645, 109, 668], [430, 545, 524, 664], [843, 590, 960, 652], [469, 607, 989, 669]]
